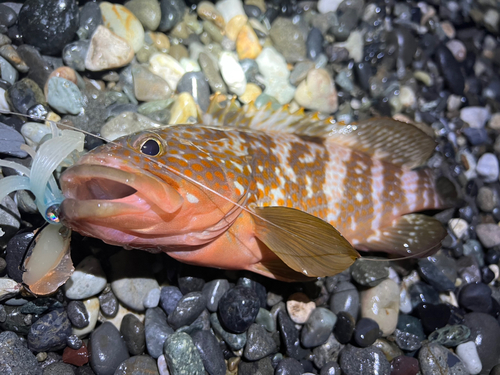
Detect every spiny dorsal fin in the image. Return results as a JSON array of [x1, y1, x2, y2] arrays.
[[252, 206, 360, 278], [203, 94, 435, 169], [359, 214, 446, 258]]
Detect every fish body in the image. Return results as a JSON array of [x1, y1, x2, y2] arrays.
[[61, 100, 448, 280]]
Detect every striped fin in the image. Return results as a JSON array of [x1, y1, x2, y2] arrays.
[[203, 94, 436, 169]]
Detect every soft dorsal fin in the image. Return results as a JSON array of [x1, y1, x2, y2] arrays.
[[252, 206, 360, 277], [359, 214, 446, 258], [203, 94, 436, 169]]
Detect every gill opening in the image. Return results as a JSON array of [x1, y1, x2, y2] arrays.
[[0, 109, 453, 262]]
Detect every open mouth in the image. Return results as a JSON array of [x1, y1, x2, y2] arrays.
[[73, 177, 138, 201]]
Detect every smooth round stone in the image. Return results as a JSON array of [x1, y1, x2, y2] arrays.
[[167, 292, 206, 330], [417, 303, 451, 335], [236, 24, 262, 60], [62, 40, 90, 72], [360, 279, 399, 337], [330, 281, 359, 320], [132, 64, 171, 102], [159, 286, 183, 316], [295, 68, 338, 114], [333, 311, 355, 344], [390, 356, 419, 375], [47, 77, 83, 115], [277, 310, 309, 360], [28, 309, 72, 352], [18, 0, 79, 55], [99, 290, 119, 318], [456, 341, 482, 374], [464, 312, 500, 373], [69, 298, 98, 338], [476, 153, 499, 182], [275, 358, 304, 375], [300, 307, 337, 348], [435, 44, 464, 95], [244, 323, 277, 361], [191, 330, 226, 375], [149, 53, 185, 91], [306, 27, 323, 60], [77, 2, 102, 40], [65, 256, 106, 300], [176, 72, 210, 112], [396, 315, 425, 341], [15, 44, 52, 88], [0, 331, 42, 375], [353, 318, 380, 348], [0, 123, 28, 158], [477, 187, 498, 212], [158, 0, 186, 32], [319, 361, 341, 375], [114, 355, 159, 375], [201, 279, 230, 313], [477, 224, 500, 248], [409, 282, 439, 308], [0, 4, 17, 27], [0, 56, 17, 85], [121, 314, 146, 356], [7, 78, 45, 115], [169, 92, 198, 124], [145, 307, 174, 359], [387, 28, 417, 69], [218, 51, 247, 96], [197, 1, 225, 29], [210, 312, 247, 350], [143, 287, 161, 309], [199, 52, 227, 94], [256, 308, 275, 332], [269, 17, 306, 63], [85, 26, 135, 71], [125, 0, 161, 31], [286, 292, 316, 324], [239, 357, 274, 375], [163, 332, 204, 375], [67, 301, 89, 329], [417, 251, 457, 292], [90, 322, 130, 375], [66, 334, 83, 351], [393, 329, 422, 351], [100, 2, 144, 53], [218, 286, 260, 333], [460, 107, 490, 129], [350, 259, 389, 287], [339, 345, 390, 375], [419, 343, 468, 374], [459, 283, 492, 313], [101, 111, 163, 141]]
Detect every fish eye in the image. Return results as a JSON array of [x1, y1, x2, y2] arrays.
[[140, 138, 162, 156]]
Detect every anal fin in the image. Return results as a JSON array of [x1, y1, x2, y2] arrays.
[[359, 214, 446, 258]]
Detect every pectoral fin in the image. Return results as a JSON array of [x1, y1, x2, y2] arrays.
[[359, 214, 446, 257], [253, 206, 360, 277]]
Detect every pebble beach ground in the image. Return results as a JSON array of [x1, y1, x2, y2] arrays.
[[0, 0, 500, 374]]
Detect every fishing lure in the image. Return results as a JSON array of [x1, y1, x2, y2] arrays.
[[54, 95, 451, 281]]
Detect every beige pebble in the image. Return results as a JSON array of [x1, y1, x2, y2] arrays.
[[286, 292, 316, 324], [236, 24, 262, 60], [197, 1, 226, 29], [294, 68, 338, 114], [446, 39, 467, 62], [448, 218, 468, 239], [440, 21, 456, 39], [239, 83, 262, 104], [360, 279, 399, 336], [171, 21, 192, 40], [100, 2, 145, 52], [132, 65, 172, 102], [488, 113, 500, 130], [169, 44, 189, 61], [226, 15, 248, 41], [373, 339, 404, 361], [148, 31, 170, 52], [149, 52, 186, 91], [170, 93, 199, 124], [100, 303, 144, 330], [85, 26, 135, 71]]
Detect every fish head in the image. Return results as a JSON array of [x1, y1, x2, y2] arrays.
[[60, 126, 251, 251]]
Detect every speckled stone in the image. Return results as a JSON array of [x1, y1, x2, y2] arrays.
[[28, 309, 72, 352], [218, 286, 260, 333], [210, 312, 247, 350], [312, 333, 343, 369], [418, 342, 469, 375], [145, 307, 174, 359], [339, 344, 390, 375], [191, 330, 226, 375], [114, 355, 159, 375], [0, 331, 42, 375], [163, 332, 204, 375], [350, 259, 389, 287]]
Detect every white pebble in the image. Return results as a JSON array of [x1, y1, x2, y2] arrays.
[[476, 153, 499, 182], [65, 256, 107, 300], [286, 292, 316, 324], [447, 94, 462, 111], [72, 297, 100, 337], [456, 341, 482, 375], [21, 122, 52, 147], [399, 85, 416, 108], [149, 53, 185, 91], [317, 0, 343, 13], [446, 40, 466, 62], [143, 287, 161, 309], [460, 106, 491, 129], [180, 58, 201, 72], [157, 354, 169, 375], [489, 113, 500, 130], [218, 51, 247, 96], [215, 0, 245, 24], [489, 264, 499, 283], [335, 31, 363, 63], [448, 218, 468, 239]]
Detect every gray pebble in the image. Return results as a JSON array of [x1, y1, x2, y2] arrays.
[[312, 333, 344, 369], [43, 362, 75, 375], [0, 331, 42, 375], [418, 342, 469, 374], [163, 332, 204, 375], [0, 56, 17, 85], [275, 358, 303, 375], [393, 329, 422, 351], [428, 325, 471, 347], [62, 40, 90, 72], [340, 344, 390, 375], [417, 251, 457, 292], [177, 72, 210, 112], [256, 307, 275, 332], [121, 314, 146, 356], [158, 0, 185, 32], [329, 281, 359, 320], [210, 312, 247, 351], [28, 309, 72, 352], [113, 355, 159, 375], [476, 224, 500, 248], [77, 2, 102, 40], [145, 307, 173, 359], [0, 123, 27, 158], [67, 301, 89, 329], [98, 289, 119, 318], [202, 279, 230, 312], [89, 322, 129, 375], [239, 356, 274, 375], [477, 186, 498, 212], [350, 259, 389, 287], [167, 292, 206, 330], [301, 307, 337, 348], [199, 52, 227, 94], [244, 323, 277, 361], [160, 286, 183, 316], [191, 329, 226, 375], [143, 287, 161, 309]]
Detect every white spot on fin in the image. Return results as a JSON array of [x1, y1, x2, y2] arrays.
[[186, 193, 199, 203]]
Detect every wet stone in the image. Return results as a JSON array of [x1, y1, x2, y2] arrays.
[[301, 307, 337, 348], [306, 27, 324, 61], [167, 291, 206, 330], [143, 287, 161, 309], [435, 44, 465, 95], [210, 312, 247, 350], [350, 259, 389, 287], [66, 334, 83, 350], [44, 362, 76, 374], [278, 310, 309, 360], [354, 318, 380, 348], [114, 355, 159, 375], [67, 301, 89, 329], [464, 312, 500, 373], [409, 282, 440, 308], [457, 256, 482, 284], [256, 308, 275, 332], [244, 323, 277, 361], [120, 314, 146, 356], [459, 282, 492, 313], [65, 256, 107, 300], [202, 279, 230, 312], [47, 77, 83, 115], [269, 17, 307, 63], [218, 286, 260, 333], [428, 324, 471, 347], [159, 0, 186, 32], [339, 344, 390, 375], [418, 343, 469, 374], [396, 315, 425, 340], [125, 0, 161, 31], [99, 289, 119, 318], [236, 277, 267, 309], [5, 230, 33, 283], [275, 358, 304, 375], [63, 41, 90, 72], [145, 307, 174, 359], [417, 303, 451, 335], [0, 4, 17, 28], [329, 281, 359, 320], [238, 356, 274, 375], [0, 123, 28, 158], [163, 332, 204, 375], [333, 311, 355, 344], [77, 2, 102, 40], [0, 56, 18, 85], [7, 78, 45, 115], [18, 0, 79, 55], [28, 309, 72, 352], [177, 72, 210, 112], [89, 322, 130, 375], [0, 331, 42, 375], [393, 329, 422, 351], [159, 286, 183, 315], [417, 251, 457, 292], [390, 356, 419, 375], [191, 330, 226, 375], [199, 52, 227, 94], [0, 305, 33, 335], [312, 333, 343, 369]]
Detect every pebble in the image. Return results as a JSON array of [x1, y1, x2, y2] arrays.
[[210, 312, 247, 350], [191, 330, 226, 375], [77, 2, 102, 40], [277, 310, 309, 360], [218, 285, 260, 333], [456, 341, 482, 374], [0, 331, 42, 375], [121, 314, 146, 356], [72, 297, 99, 337], [446, 40, 467, 62], [114, 355, 159, 375], [67, 301, 89, 329], [28, 309, 72, 352], [163, 332, 205, 375], [145, 307, 174, 359], [62, 343, 88, 366], [350, 259, 389, 287], [167, 291, 206, 329], [390, 356, 419, 375], [132, 65, 172, 102], [215, 0, 245, 25], [5, 232, 33, 282], [428, 324, 471, 347], [460, 106, 491, 129], [353, 318, 380, 347], [417, 303, 451, 335], [100, 2, 144, 53], [169, 92, 198, 124], [286, 292, 316, 324], [47, 77, 83, 115], [329, 281, 360, 320], [360, 279, 399, 336], [99, 290, 119, 318], [125, 0, 161, 31], [295, 68, 338, 114], [393, 329, 422, 351], [201, 279, 230, 312], [44, 362, 77, 374], [0, 123, 28, 158], [159, 286, 183, 315], [476, 223, 500, 248], [269, 17, 306, 63], [244, 323, 277, 360], [339, 345, 390, 375], [275, 358, 304, 375], [300, 307, 337, 348], [18, 0, 79, 55], [85, 26, 135, 71], [239, 357, 274, 375], [197, 1, 225, 29], [449, 218, 469, 239], [149, 53, 186, 91], [0, 45, 28, 73], [418, 342, 469, 374], [0, 56, 17, 85], [417, 251, 457, 292], [333, 311, 355, 344], [89, 321, 130, 375], [64, 256, 107, 300], [464, 313, 500, 374], [199, 52, 227, 94], [63, 40, 90, 72], [236, 24, 262, 60], [476, 153, 499, 182], [459, 282, 492, 313], [7, 78, 45, 115], [218, 51, 247, 96], [143, 287, 161, 309], [101, 111, 163, 141], [435, 44, 465, 95], [255, 47, 295, 104], [177, 71, 210, 112], [159, 0, 186, 32]]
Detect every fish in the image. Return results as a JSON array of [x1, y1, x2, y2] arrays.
[[59, 96, 452, 281]]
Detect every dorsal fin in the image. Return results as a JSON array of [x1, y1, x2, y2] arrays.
[[203, 94, 436, 169]]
